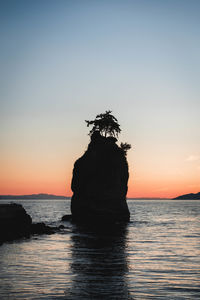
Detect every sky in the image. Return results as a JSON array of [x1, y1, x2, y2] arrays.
[[0, 0, 200, 198]]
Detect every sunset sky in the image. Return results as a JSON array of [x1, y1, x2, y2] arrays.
[[0, 0, 200, 198]]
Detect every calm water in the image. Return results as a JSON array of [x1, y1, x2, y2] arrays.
[[0, 199, 200, 299]]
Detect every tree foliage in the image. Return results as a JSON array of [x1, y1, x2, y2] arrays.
[[85, 111, 132, 155], [120, 142, 132, 156], [85, 110, 121, 138]]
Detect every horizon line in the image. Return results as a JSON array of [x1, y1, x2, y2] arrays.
[[0, 192, 173, 199]]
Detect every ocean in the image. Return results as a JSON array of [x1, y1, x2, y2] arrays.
[[0, 199, 199, 299]]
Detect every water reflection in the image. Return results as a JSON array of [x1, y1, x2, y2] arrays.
[[65, 224, 132, 299]]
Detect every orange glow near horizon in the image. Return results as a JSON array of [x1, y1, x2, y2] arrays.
[[0, 169, 199, 199], [0, 141, 199, 199], [0, 183, 199, 199]]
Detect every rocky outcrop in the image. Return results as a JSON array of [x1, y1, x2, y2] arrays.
[[0, 203, 61, 245], [0, 203, 32, 243], [70, 131, 130, 223]]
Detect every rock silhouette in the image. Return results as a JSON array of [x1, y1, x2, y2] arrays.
[[0, 203, 62, 245], [0, 203, 32, 243], [71, 131, 130, 223], [173, 192, 200, 200]]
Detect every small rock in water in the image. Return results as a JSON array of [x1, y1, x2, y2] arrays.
[[62, 214, 72, 222], [0, 203, 61, 245], [30, 222, 55, 235], [0, 203, 32, 244]]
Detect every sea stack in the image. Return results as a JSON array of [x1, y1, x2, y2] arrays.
[[70, 111, 131, 223]]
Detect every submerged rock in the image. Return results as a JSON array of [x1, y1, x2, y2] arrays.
[[0, 203, 61, 245], [70, 131, 130, 223], [61, 214, 72, 222], [30, 222, 56, 235]]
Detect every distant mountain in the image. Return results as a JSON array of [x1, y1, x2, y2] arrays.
[[173, 192, 200, 200], [0, 194, 170, 200], [0, 193, 70, 200]]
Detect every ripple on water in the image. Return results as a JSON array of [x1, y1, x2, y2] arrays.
[[0, 199, 200, 299]]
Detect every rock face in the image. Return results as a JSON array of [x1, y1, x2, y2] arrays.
[[0, 203, 32, 243], [71, 132, 130, 223], [0, 203, 60, 245]]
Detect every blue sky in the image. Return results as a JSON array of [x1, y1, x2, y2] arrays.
[[0, 0, 200, 196]]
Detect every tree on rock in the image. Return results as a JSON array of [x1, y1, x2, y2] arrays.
[[85, 110, 121, 138], [120, 142, 132, 156]]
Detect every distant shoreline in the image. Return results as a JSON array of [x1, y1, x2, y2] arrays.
[[0, 194, 70, 200], [0, 193, 171, 200], [0, 195, 171, 200], [0, 193, 199, 200]]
